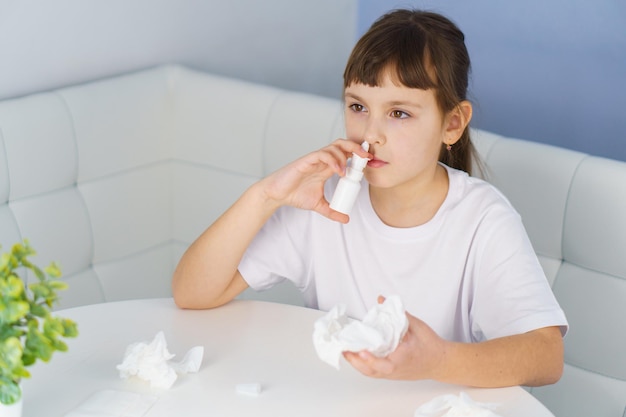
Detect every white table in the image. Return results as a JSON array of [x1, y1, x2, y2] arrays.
[[22, 298, 555, 416]]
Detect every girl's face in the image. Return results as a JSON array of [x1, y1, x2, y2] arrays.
[[344, 71, 450, 192]]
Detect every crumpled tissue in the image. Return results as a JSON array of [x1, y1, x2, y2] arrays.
[[116, 331, 204, 389], [312, 295, 408, 369], [414, 392, 502, 417]]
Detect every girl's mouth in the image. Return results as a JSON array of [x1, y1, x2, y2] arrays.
[[367, 158, 387, 168]]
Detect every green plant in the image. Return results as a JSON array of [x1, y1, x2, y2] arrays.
[[0, 241, 78, 406]]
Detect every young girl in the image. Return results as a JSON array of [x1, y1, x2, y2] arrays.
[[172, 9, 567, 388]]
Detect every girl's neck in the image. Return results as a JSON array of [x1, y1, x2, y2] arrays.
[[369, 164, 449, 228]]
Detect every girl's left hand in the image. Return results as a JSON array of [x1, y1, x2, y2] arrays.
[[343, 303, 449, 381]]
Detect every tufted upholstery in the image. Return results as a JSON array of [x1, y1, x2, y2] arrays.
[[0, 65, 342, 308], [0, 65, 624, 416], [472, 130, 626, 416]]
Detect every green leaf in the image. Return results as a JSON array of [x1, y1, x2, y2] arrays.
[[43, 317, 63, 338], [61, 319, 79, 338], [21, 352, 36, 367], [0, 253, 10, 275], [0, 376, 22, 406], [24, 326, 54, 362], [47, 280, 68, 292], [0, 274, 26, 301], [29, 282, 51, 300], [0, 300, 29, 325], [44, 263, 62, 278], [30, 264, 45, 282], [4, 275, 26, 299], [8, 364, 29, 380], [5, 255, 18, 272], [51, 339, 68, 352], [29, 303, 48, 319], [0, 324, 22, 341], [26, 317, 39, 331], [12, 241, 35, 260], [0, 337, 23, 371], [0, 240, 77, 384]]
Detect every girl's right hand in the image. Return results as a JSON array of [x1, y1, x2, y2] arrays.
[[260, 139, 371, 223]]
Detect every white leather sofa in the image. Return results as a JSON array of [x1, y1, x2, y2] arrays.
[[0, 65, 624, 417]]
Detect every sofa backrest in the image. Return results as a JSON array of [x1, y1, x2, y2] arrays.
[[472, 130, 626, 417], [0, 65, 624, 416], [0, 65, 342, 308]]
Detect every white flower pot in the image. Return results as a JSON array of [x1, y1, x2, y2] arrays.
[[0, 397, 22, 417]]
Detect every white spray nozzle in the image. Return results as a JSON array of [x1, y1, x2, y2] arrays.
[[351, 141, 370, 172]]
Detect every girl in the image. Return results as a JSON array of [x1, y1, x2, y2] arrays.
[[172, 9, 567, 388]]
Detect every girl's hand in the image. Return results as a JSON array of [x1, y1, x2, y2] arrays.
[[260, 139, 371, 223], [343, 297, 449, 380]]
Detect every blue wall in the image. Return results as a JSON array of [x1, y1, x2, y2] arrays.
[[357, 0, 626, 161]]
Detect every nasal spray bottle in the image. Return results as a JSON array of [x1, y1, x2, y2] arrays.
[[329, 141, 370, 215]]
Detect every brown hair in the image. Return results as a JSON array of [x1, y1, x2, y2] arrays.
[[343, 9, 477, 174]]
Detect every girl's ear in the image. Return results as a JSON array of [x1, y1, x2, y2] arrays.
[[444, 100, 473, 146]]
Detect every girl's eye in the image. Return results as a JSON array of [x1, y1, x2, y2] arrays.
[[391, 110, 409, 119], [349, 103, 365, 112]]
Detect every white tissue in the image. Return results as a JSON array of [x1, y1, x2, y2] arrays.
[[117, 331, 204, 389], [312, 295, 409, 369], [236, 383, 263, 396], [63, 390, 158, 417], [414, 392, 502, 417]]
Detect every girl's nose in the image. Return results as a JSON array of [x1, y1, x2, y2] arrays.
[[362, 117, 386, 146]]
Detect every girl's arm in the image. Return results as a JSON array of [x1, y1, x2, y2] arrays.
[[171, 182, 278, 309], [344, 311, 564, 387], [172, 140, 370, 309]]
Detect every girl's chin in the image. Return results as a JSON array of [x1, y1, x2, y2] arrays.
[[364, 173, 393, 189]]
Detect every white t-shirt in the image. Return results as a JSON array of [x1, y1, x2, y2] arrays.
[[239, 164, 568, 343]]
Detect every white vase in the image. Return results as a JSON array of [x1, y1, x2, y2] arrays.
[[0, 397, 22, 417]]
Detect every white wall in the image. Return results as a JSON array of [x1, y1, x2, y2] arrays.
[[0, 0, 356, 100], [357, 0, 626, 162]]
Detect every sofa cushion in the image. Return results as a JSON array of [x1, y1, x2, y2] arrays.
[[563, 156, 626, 278], [0, 94, 76, 201], [172, 69, 280, 178], [58, 68, 172, 183]]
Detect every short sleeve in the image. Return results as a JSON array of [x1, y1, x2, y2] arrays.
[[470, 206, 568, 340], [238, 206, 312, 292]]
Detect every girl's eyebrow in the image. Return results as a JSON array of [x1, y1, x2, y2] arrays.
[[343, 92, 424, 109], [344, 92, 423, 109], [387, 100, 423, 109], [343, 92, 363, 102]]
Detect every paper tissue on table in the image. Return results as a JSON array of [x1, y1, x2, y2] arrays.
[[414, 392, 502, 417], [117, 331, 204, 389], [312, 295, 408, 369], [64, 390, 159, 417]]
